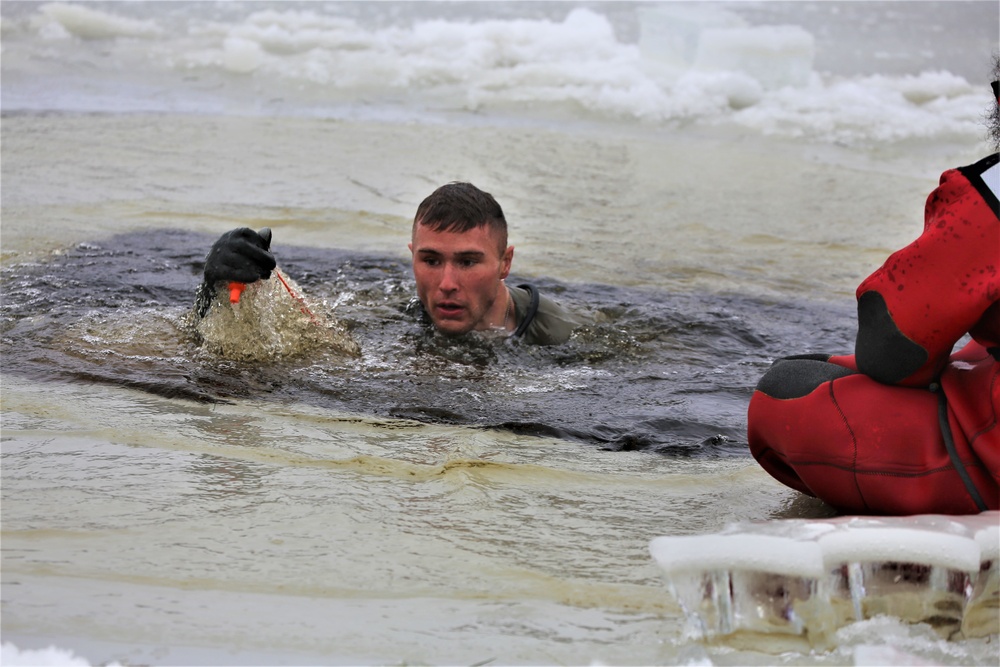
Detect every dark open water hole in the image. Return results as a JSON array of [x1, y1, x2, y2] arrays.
[[1, 229, 856, 457]]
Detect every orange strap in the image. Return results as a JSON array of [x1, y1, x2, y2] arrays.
[[228, 282, 246, 303]]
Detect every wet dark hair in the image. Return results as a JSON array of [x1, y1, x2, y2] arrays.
[[988, 53, 1000, 151], [413, 182, 508, 251]]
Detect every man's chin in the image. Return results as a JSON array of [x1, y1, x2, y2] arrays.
[[431, 317, 474, 337]]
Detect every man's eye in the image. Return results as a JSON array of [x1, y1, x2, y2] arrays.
[[459, 258, 478, 267], [423, 257, 441, 266]]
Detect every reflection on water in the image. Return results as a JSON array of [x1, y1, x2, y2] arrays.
[[0, 228, 856, 456]]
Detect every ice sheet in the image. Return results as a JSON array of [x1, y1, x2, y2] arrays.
[[817, 528, 980, 572], [649, 512, 999, 649], [649, 534, 824, 578]]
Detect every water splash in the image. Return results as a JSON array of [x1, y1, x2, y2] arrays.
[[196, 268, 360, 362]]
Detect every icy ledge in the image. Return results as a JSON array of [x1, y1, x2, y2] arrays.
[[649, 512, 999, 651]]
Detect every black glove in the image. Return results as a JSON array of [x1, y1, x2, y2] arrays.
[[203, 227, 276, 286]]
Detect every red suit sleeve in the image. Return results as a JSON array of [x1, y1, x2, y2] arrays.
[[854, 156, 1000, 387]]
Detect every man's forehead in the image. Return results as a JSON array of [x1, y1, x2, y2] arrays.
[[412, 223, 504, 252]]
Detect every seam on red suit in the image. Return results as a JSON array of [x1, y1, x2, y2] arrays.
[[788, 460, 981, 478], [828, 379, 868, 510], [968, 366, 999, 446]]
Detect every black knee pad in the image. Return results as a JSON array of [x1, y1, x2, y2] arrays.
[[755, 358, 855, 400]]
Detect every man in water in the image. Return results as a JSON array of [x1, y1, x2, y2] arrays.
[[196, 181, 579, 346], [746, 61, 1000, 515]]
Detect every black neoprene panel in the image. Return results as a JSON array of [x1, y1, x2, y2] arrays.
[[754, 358, 855, 400], [855, 290, 928, 385]]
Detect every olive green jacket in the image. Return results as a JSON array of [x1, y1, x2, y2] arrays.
[[508, 284, 580, 346]]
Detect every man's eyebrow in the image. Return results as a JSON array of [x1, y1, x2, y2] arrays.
[[415, 248, 486, 258]]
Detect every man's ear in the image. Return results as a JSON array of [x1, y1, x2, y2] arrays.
[[500, 245, 514, 280], [408, 242, 413, 254]]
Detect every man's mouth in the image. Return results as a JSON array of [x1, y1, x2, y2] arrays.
[[434, 302, 465, 319]]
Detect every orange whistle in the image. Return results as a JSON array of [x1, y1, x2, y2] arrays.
[[228, 282, 246, 304]]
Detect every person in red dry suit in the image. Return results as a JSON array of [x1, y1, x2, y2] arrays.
[[746, 68, 1000, 516]]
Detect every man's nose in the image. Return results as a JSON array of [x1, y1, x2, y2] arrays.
[[439, 263, 459, 292]]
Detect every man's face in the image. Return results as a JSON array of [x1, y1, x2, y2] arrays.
[[409, 223, 514, 336]]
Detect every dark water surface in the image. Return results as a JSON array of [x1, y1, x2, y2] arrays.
[[1, 229, 856, 457]]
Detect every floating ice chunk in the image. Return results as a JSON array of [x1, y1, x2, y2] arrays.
[[39, 2, 162, 40], [223, 36, 266, 73], [694, 25, 815, 90], [637, 4, 746, 68], [889, 70, 975, 104], [671, 70, 764, 111], [0, 642, 120, 666]]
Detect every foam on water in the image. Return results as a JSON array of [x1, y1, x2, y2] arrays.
[[0, 2, 992, 146]]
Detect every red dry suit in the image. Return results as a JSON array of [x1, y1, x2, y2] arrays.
[[748, 153, 1000, 515]]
